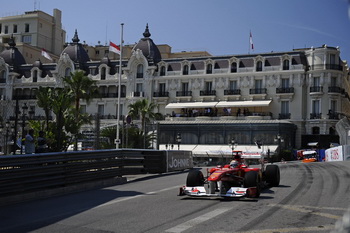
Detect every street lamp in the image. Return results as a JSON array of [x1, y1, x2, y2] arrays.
[[176, 133, 182, 150], [0, 120, 11, 155], [20, 103, 28, 154]]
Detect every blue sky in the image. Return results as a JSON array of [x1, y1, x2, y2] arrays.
[[2, 0, 350, 62]]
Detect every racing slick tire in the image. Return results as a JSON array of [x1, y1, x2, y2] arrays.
[[265, 165, 280, 187], [244, 171, 260, 197], [186, 170, 205, 187]]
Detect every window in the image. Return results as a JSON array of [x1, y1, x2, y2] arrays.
[[331, 77, 337, 87], [159, 83, 166, 94], [281, 78, 289, 88], [255, 79, 263, 89], [33, 70, 38, 82], [160, 66, 166, 76], [101, 67, 106, 80], [330, 100, 337, 112], [312, 100, 320, 114], [206, 64, 212, 74], [183, 65, 189, 75], [25, 24, 30, 33], [136, 83, 143, 92], [330, 54, 336, 65], [0, 24, 2, 33], [231, 62, 237, 73], [4, 25, 8, 34], [283, 59, 289, 70], [137, 64, 144, 78], [256, 61, 262, 71], [229, 80, 237, 90], [13, 24, 17, 33], [312, 127, 320, 135], [313, 77, 320, 86], [281, 101, 289, 114], [98, 105, 104, 116], [65, 68, 71, 77], [182, 82, 189, 92], [205, 81, 212, 91], [22, 35, 32, 43]]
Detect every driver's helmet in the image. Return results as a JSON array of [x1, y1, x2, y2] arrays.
[[230, 160, 239, 168]]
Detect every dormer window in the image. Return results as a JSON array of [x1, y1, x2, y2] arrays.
[[101, 67, 106, 80], [183, 65, 189, 75], [231, 62, 237, 73], [160, 66, 166, 76], [206, 64, 212, 74], [283, 59, 289, 70], [137, 64, 144, 78], [256, 61, 262, 72]]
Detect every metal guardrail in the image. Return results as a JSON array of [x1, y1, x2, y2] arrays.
[[0, 149, 167, 197]]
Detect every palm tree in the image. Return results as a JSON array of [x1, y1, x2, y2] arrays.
[[63, 70, 99, 150], [36, 87, 53, 131], [128, 99, 158, 148]]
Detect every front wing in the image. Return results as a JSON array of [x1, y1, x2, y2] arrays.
[[179, 186, 258, 198]]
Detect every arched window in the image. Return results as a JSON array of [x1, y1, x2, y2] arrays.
[[256, 61, 262, 72], [101, 67, 106, 80], [183, 65, 189, 75], [160, 66, 166, 76], [0, 70, 6, 81], [231, 62, 237, 73], [283, 59, 289, 70], [33, 70, 38, 83], [65, 68, 71, 77], [137, 64, 144, 78], [206, 64, 212, 74]]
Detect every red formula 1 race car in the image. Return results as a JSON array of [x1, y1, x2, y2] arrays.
[[179, 151, 280, 198]]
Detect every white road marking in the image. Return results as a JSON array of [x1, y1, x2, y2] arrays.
[[93, 186, 179, 208], [235, 225, 335, 233], [165, 208, 231, 233]]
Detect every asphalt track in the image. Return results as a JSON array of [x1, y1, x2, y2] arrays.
[[0, 161, 349, 233]]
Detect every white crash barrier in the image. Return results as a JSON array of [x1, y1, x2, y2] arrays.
[[325, 146, 343, 162]]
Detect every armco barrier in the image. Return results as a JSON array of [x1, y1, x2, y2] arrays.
[[0, 149, 193, 201], [325, 145, 350, 161]]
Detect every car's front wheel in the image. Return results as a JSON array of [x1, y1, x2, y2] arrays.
[[186, 170, 204, 187]]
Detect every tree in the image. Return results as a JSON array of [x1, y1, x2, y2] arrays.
[[36, 87, 53, 131], [128, 99, 159, 148], [63, 70, 99, 150]]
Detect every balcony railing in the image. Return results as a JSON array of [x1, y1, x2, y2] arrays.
[[279, 113, 291, 119], [310, 86, 323, 93], [224, 89, 241, 95], [100, 93, 126, 98], [249, 88, 267, 94], [311, 64, 343, 71], [13, 95, 37, 100], [176, 91, 192, 97], [153, 92, 169, 97], [310, 113, 322, 119], [200, 90, 216, 96], [328, 86, 344, 94], [276, 87, 294, 94]]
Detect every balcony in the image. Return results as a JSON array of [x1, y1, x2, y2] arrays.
[[100, 93, 126, 98], [13, 95, 37, 100], [276, 87, 294, 94], [310, 113, 322, 119], [153, 92, 169, 97], [176, 91, 192, 97], [328, 86, 344, 95], [311, 64, 343, 71], [224, 89, 241, 95], [310, 86, 323, 94], [200, 90, 216, 96]]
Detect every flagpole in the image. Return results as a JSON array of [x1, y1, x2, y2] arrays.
[[116, 23, 124, 149]]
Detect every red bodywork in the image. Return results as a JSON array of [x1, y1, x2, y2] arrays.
[[208, 164, 261, 182]]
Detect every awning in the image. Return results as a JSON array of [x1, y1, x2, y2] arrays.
[[215, 100, 272, 108], [165, 100, 272, 109], [165, 102, 218, 109]]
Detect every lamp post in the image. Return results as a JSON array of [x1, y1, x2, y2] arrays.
[[20, 103, 28, 154], [274, 134, 284, 162], [176, 133, 182, 150], [0, 120, 11, 155]]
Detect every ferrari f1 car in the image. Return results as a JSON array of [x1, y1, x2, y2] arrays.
[[179, 151, 280, 198]]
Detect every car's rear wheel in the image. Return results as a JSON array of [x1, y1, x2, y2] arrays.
[[186, 170, 204, 187], [265, 165, 280, 187]]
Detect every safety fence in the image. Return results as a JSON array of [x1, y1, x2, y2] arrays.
[[0, 149, 193, 199]]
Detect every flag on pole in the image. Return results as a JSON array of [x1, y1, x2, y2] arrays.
[[109, 41, 121, 54], [41, 49, 53, 61], [249, 31, 254, 50], [249, 32, 254, 50]]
